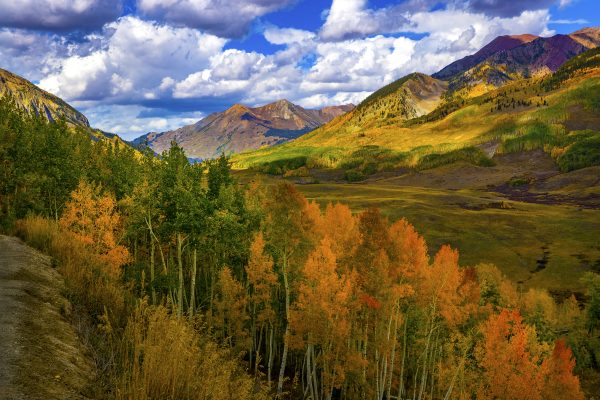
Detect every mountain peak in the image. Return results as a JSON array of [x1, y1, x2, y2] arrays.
[[135, 100, 354, 159], [433, 33, 538, 80]]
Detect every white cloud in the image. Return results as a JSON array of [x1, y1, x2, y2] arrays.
[[550, 18, 589, 24], [39, 16, 226, 102], [137, 0, 296, 38], [264, 27, 316, 45], [320, 0, 410, 41], [79, 104, 205, 139]]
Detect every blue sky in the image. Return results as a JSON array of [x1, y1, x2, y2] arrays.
[[0, 0, 598, 140]]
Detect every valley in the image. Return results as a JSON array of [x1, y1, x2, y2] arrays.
[[236, 148, 600, 296]]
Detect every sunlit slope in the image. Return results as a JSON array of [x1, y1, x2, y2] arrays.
[[233, 49, 600, 171], [0, 67, 136, 150], [0, 68, 89, 127]]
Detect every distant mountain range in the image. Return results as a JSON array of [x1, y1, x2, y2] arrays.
[[0, 68, 89, 127], [133, 100, 354, 160]]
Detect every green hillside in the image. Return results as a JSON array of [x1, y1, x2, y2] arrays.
[[233, 48, 600, 181]]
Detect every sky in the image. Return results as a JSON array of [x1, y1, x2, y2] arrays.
[[0, 0, 598, 140]]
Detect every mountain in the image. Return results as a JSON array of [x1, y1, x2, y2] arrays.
[[233, 32, 600, 179], [436, 27, 600, 95], [133, 100, 354, 159], [434, 34, 539, 80], [346, 73, 448, 128], [0, 68, 89, 127]]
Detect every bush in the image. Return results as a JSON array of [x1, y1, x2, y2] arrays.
[[344, 169, 366, 182], [557, 136, 600, 172], [416, 146, 495, 170], [500, 122, 557, 153], [255, 156, 307, 175]]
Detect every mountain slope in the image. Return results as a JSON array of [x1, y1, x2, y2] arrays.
[[232, 44, 600, 177], [439, 27, 600, 95], [134, 100, 354, 159], [434, 34, 539, 80], [0, 68, 89, 127]]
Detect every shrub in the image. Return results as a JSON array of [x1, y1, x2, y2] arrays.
[[344, 169, 366, 182], [416, 146, 495, 170], [557, 136, 600, 172]]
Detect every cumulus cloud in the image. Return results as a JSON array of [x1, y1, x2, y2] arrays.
[[137, 0, 296, 38], [320, 0, 410, 41], [39, 16, 226, 102], [0, 0, 122, 31], [264, 27, 316, 45], [79, 104, 205, 138]]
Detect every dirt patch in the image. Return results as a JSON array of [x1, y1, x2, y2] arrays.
[[493, 182, 600, 208], [456, 201, 516, 211], [0, 235, 93, 400]]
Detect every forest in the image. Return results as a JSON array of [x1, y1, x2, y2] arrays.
[[1, 95, 599, 399]]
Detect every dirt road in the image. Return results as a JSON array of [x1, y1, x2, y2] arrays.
[[0, 235, 92, 399]]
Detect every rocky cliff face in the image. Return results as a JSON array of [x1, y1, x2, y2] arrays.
[[0, 68, 89, 127], [134, 100, 354, 159]]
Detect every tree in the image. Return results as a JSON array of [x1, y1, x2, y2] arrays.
[[540, 339, 584, 400], [291, 238, 355, 400], [215, 266, 250, 353], [60, 180, 130, 277], [477, 309, 543, 400], [246, 232, 277, 381], [263, 182, 314, 396]]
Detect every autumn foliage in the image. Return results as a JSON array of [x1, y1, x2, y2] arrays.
[[8, 140, 592, 400]]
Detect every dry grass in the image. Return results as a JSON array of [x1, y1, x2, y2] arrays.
[[118, 302, 267, 400], [15, 216, 126, 322]]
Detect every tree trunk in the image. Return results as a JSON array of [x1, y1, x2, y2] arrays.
[[150, 236, 156, 304], [189, 247, 197, 317], [177, 233, 184, 318], [277, 252, 290, 397], [268, 324, 274, 389]]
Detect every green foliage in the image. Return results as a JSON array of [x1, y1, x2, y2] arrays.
[[582, 272, 600, 334], [254, 155, 308, 175], [344, 169, 366, 182], [416, 146, 495, 170], [500, 122, 557, 153], [557, 134, 600, 172], [0, 96, 141, 222]]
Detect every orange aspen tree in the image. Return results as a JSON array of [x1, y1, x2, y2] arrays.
[[477, 309, 544, 400], [60, 180, 130, 277], [540, 338, 584, 400], [291, 237, 355, 400], [246, 232, 277, 381], [215, 266, 250, 352]]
